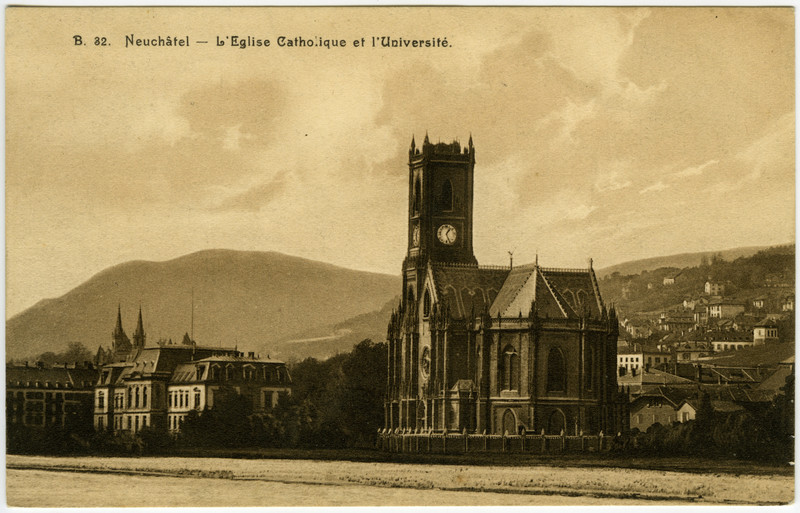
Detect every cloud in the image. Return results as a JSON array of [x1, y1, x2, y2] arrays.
[[177, 79, 286, 148], [639, 181, 668, 194], [594, 161, 634, 192], [213, 171, 289, 212], [674, 159, 719, 178]]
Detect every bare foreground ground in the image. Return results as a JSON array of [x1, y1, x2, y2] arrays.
[[6, 454, 794, 507]]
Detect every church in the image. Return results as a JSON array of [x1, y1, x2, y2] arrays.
[[385, 135, 628, 436]]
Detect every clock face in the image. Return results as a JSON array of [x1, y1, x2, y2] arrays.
[[412, 225, 420, 247], [437, 224, 457, 245]]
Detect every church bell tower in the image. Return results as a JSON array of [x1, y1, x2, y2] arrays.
[[402, 134, 477, 308]]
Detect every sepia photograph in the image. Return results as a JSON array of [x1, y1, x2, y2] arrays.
[[4, 6, 795, 507]]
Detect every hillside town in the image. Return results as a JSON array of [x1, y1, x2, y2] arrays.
[[609, 248, 794, 435]]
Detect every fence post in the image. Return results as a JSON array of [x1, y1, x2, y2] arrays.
[[521, 428, 526, 452], [580, 430, 585, 452], [483, 429, 488, 451], [463, 428, 469, 452], [503, 430, 508, 453], [427, 428, 432, 453], [560, 429, 565, 452], [598, 430, 604, 452], [442, 428, 447, 454]]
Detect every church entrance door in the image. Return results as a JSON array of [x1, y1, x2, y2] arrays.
[[547, 409, 566, 435], [502, 409, 516, 435]]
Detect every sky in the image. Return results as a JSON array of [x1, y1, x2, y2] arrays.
[[6, 7, 795, 317]]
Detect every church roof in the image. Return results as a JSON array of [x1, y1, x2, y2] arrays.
[[488, 265, 604, 319], [431, 264, 509, 319]]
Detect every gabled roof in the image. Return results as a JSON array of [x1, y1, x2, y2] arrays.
[[488, 265, 603, 319], [754, 318, 779, 328], [114, 345, 238, 383], [7, 365, 98, 389], [430, 264, 509, 319]]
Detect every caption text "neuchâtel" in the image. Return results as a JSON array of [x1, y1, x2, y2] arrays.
[[72, 35, 451, 49]]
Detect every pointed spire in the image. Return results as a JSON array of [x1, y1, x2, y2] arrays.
[[410, 134, 416, 151], [535, 253, 539, 267], [114, 304, 124, 335], [424, 131, 430, 145], [468, 133, 473, 148], [132, 305, 146, 349]]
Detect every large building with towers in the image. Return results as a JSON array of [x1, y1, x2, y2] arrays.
[[93, 307, 292, 434], [385, 135, 628, 436]]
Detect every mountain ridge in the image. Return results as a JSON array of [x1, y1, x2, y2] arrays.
[[6, 249, 400, 361], [596, 243, 793, 278]]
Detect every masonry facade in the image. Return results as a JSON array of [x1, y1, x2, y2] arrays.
[[93, 308, 292, 434], [385, 136, 627, 436]]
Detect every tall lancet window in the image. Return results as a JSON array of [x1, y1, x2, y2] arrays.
[[423, 289, 432, 317], [438, 179, 453, 212], [413, 177, 421, 215], [547, 348, 566, 392], [584, 346, 594, 391], [500, 345, 519, 391]]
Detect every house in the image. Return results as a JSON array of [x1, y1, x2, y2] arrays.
[[782, 294, 794, 312], [658, 311, 695, 332], [167, 353, 291, 432], [6, 362, 97, 432], [753, 318, 779, 345], [692, 305, 709, 326], [707, 299, 745, 319], [629, 387, 691, 431], [625, 320, 652, 339], [756, 356, 794, 395], [618, 347, 643, 376], [676, 398, 744, 423], [618, 346, 673, 376], [663, 271, 682, 286], [673, 340, 713, 361], [708, 331, 755, 352], [618, 367, 695, 395], [704, 281, 725, 296], [752, 297, 766, 309]]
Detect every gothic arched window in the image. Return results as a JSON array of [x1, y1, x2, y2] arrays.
[[407, 286, 415, 307], [423, 289, 432, 317], [413, 177, 421, 215], [499, 344, 519, 391], [547, 347, 566, 393], [438, 179, 453, 212]]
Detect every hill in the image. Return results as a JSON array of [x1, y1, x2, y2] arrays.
[[271, 297, 399, 361], [596, 244, 784, 279], [599, 244, 795, 317], [6, 250, 400, 361]]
